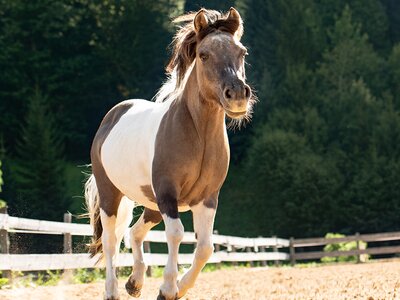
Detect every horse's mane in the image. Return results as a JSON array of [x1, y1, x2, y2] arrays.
[[154, 9, 243, 103]]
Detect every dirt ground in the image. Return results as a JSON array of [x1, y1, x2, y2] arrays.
[[1, 260, 400, 300]]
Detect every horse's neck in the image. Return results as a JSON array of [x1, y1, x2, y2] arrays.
[[180, 66, 226, 139]]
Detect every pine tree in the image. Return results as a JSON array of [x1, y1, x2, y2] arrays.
[[13, 90, 67, 221], [318, 5, 385, 100]]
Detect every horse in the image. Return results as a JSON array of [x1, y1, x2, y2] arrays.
[[85, 7, 255, 300]]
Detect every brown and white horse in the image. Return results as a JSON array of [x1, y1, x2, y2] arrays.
[[85, 8, 254, 300]]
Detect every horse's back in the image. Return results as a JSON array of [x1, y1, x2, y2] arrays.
[[100, 99, 171, 210]]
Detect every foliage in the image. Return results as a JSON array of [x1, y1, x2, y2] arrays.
[[321, 233, 368, 263], [34, 270, 62, 286], [7, 270, 62, 288], [0, 0, 400, 241], [0, 274, 9, 289], [73, 268, 105, 284], [216, 0, 400, 238], [12, 90, 67, 221]]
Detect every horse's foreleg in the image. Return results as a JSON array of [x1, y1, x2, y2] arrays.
[[177, 201, 216, 298], [100, 209, 120, 300], [157, 193, 184, 300], [126, 208, 162, 297]]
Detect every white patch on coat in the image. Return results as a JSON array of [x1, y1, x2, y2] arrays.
[[101, 99, 191, 212], [101, 99, 169, 211]]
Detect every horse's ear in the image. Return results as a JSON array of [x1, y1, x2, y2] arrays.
[[194, 9, 208, 33], [227, 7, 243, 40]]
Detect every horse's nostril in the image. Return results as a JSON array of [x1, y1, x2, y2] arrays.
[[244, 85, 251, 99], [224, 88, 232, 99]]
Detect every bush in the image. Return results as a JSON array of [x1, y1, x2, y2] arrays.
[[321, 233, 368, 263], [73, 268, 105, 284]]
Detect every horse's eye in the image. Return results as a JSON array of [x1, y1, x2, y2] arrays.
[[200, 53, 209, 61]]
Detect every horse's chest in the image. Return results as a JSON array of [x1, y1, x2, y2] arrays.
[[179, 140, 230, 204]]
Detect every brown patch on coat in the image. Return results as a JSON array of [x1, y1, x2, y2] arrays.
[[88, 101, 133, 257], [143, 208, 163, 224], [91, 101, 134, 217], [140, 185, 157, 203], [203, 194, 218, 209]]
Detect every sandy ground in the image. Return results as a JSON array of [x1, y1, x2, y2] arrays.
[[1, 260, 400, 300]]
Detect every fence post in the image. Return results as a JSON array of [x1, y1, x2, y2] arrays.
[[246, 247, 254, 267], [289, 237, 296, 266], [63, 213, 72, 254], [144, 241, 152, 277], [259, 236, 267, 267], [229, 243, 238, 266], [355, 232, 361, 264], [0, 206, 12, 282], [273, 235, 280, 266], [213, 230, 221, 269], [63, 213, 73, 281]]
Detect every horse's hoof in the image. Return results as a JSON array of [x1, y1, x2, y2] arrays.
[[157, 290, 178, 300], [125, 280, 142, 298]]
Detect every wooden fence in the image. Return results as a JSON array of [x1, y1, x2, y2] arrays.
[[289, 231, 400, 265], [0, 211, 288, 280], [1, 210, 400, 282]]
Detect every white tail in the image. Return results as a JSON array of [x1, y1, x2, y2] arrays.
[[84, 174, 103, 258], [84, 174, 99, 228]]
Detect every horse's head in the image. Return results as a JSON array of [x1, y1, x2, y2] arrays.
[[166, 8, 254, 120], [194, 8, 251, 119]]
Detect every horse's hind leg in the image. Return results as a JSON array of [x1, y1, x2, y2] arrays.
[[126, 208, 162, 297], [115, 196, 135, 256], [100, 209, 119, 300], [98, 184, 123, 300]]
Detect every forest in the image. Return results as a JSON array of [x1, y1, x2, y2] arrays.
[[0, 0, 399, 242]]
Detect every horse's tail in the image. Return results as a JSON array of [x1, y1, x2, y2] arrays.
[[85, 174, 103, 259]]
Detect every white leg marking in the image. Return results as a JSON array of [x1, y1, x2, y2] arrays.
[[127, 213, 158, 293], [100, 209, 119, 300], [160, 215, 184, 299], [178, 203, 215, 298]]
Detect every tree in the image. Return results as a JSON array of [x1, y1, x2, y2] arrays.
[[0, 0, 182, 161], [12, 90, 67, 221], [243, 128, 341, 237], [317, 5, 385, 100]]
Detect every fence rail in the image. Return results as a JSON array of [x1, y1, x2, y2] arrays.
[[289, 231, 400, 265], [0, 212, 289, 279], [1, 211, 400, 281]]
